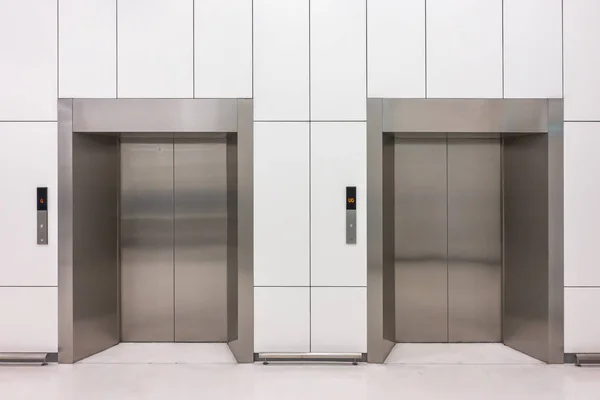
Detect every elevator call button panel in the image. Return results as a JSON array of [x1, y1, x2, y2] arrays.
[[37, 187, 48, 245], [346, 186, 357, 244]]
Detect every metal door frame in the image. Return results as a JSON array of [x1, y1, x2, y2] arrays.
[[58, 99, 253, 363], [367, 98, 564, 363]]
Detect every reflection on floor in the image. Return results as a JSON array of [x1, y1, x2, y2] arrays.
[[79, 343, 236, 364], [386, 343, 542, 364]]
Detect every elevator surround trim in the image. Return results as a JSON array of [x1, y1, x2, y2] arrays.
[[58, 98, 254, 363], [366, 98, 564, 364]]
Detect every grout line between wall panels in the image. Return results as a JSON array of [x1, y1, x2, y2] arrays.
[[565, 286, 600, 289], [308, 0, 312, 353], [561, 0, 564, 99], [116, 0, 118, 98], [424, 0, 427, 98], [501, 0, 504, 99], [193, 0, 195, 98], [0, 121, 58, 123], [57, 0, 59, 100]]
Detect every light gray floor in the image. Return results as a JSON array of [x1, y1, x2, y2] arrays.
[[2, 362, 599, 400]]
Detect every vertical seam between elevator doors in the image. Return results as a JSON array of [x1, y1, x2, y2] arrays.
[[172, 134, 176, 340], [446, 134, 449, 342]]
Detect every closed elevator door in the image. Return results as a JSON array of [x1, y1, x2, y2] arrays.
[[394, 137, 501, 343], [120, 137, 228, 342]]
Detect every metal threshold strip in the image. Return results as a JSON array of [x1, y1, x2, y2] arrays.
[[0, 353, 49, 366], [575, 353, 600, 367], [257, 352, 364, 365]]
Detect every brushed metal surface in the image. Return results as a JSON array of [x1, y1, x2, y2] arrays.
[[58, 99, 74, 363], [447, 139, 502, 342], [346, 210, 357, 244], [120, 139, 175, 342], [72, 133, 120, 360], [174, 138, 228, 342], [58, 99, 255, 363], [394, 138, 448, 342], [383, 99, 548, 133], [37, 211, 48, 245], [547, 99, 564, 364], [503, 133, 550, 361], [227, 99, 254, 363], [366, 98, 564, 364], [366, 98, 395, 363], [226, 134, 239, 342], [72, 99, 238, 133]]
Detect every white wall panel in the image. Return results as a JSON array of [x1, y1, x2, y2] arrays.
[[254, 0, 309, 120], [311, 123, 366, 286], [564, 0, 600, 120], [564, 122, 600, 286], [311, 0, 366, 120], [254, 287, 310, 353], [118, 0, 193, 98], [311, 287, 367, 353], [254, 123, 310, 286], [59, 0, 116, 98], [367, 0, 425, 98], [0, 287, 58, 352], [427, 0, 502, 98], [503, 0, 562, 98], [195, 0, 252, 98], [0, 123, 57, 287], [0, 0, 57, 120], [565, 288, 600, 353]]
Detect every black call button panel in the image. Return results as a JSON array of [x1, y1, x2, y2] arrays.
[[37, 187, 48, 211], [37, 187, 48, 245], [346, 186, 356, 210]]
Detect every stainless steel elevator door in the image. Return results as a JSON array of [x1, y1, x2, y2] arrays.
[[447, 139, 501, 342], [395, 138, 448, 342], [174, 139, 228, 342], [120, 137, 228, 343], [394, 137, 501, 343], [121, 140, 175, 342]]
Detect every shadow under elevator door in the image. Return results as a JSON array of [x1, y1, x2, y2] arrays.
[[120, 137, 228, 342], [394, 137, 502, 343]]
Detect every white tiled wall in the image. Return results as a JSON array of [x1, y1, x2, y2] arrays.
[[194, 0, 252, 98], [254, 287, 310, 353], [367, 0, 425, 99], [1, 0, 600, 356], [253, 0, 309, 120], [503, 0, 562, 99], [564, 0, 600, 121], [254, 122, 310, 287], [59, 0, 117, 98], [564, 122, 600, 287], [311, 287, 367, 353], [0, 287, 58, 352], [565, 288, 600, 353], [310, 122, 367, 287], [0, 123, 58, 287], [0, 0, 57, 120], [310, 0, 366, 120], [426, 0, 503, 98], [117, 0, 193, 98]]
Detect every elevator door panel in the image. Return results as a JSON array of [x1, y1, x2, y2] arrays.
[[395, 138, 448, 342], [174, 139, 228, 341], [447, 139, 501, 342], [121, 140, 175, 342]]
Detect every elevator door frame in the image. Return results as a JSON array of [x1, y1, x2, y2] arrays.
[[366, 99, 564, 364], [58, 99, 254, 363]]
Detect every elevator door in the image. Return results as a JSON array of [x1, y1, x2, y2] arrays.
[[394, 137, 501, 343], [120, 137, 228, 342]]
